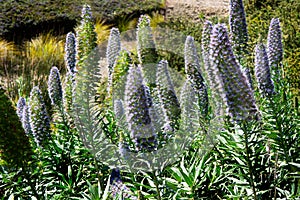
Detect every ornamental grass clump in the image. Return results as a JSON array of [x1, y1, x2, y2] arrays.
[[184, 36, 208, 116], [254, 43, 275, 97], [29, 86, 51, 147], [209, 24, 259, 122], [48, 66, 63, 108], [124, 66, 156, 151], [267, 18, 283, 79]]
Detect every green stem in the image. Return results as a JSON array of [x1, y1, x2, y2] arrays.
[[153, 172, 162, 200]]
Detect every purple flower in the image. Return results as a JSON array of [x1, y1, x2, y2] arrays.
[[48, 66, 63, 107], [156, 60, 181, 129], [124, 65, 157, 151], [17, 97, 26, 121], [184, 36, 208, 116], [254, 43, 275, 97], [267, 18, 283, 78], [65, 32, 76, 74], [29, 86, 51, 147], [209, 24, 259, 121]]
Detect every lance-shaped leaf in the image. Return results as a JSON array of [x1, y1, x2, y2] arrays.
[[48, 66, 63, 107], [184, 36, 208, 116], [29, 86, 51, 147], [124, 65, 156, 151], [209, 24, 259, 121], [65, 32, 76, 74], [156, 60, 181, 129], [254, 43, 275, 97]]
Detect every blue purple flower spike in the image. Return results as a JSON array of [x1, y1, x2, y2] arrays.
[[65, 32, 76, 74], [209, 24, 259, 121], [48, 66, 63, 107], [29, 86, 51, 147], [255, 43, 275, 97], [267, 18, 283, 79], [124, 65, 157, 151], [184, 36, 208, 116], [17, 97, 26, 121], [229, 0, 248, 58]]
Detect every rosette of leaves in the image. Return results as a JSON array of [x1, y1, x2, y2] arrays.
[[107, 27, 121, 87], [254, 43, 275, 97], [156, 60, 181, 130], [48, 66, 63, 108], [209, 24, 259, 122], [0, 86, 32, 168], [65, 32, 76, 74], [136, 15, 158, 86], [267, 18, 283, 80], [124, 65, 156, 151], [76, 4, 98, 71], [184, 36, 208, 117], [29, 86, 51, 147]]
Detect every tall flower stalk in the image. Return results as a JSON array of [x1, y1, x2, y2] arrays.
[[48, 66, 63, 108], [65, 32, 76, 74], [124, 65, 156, 151], [184, 36, 208, 116], [254, 43, 275, 97], [29, 86, 51, 147], [267, 18, 283, 81], [156, 60, 181, 130], [209, 24, 259, 122]]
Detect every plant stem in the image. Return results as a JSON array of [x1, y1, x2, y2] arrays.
[[153, 171, 162, 200], [243, 122, 257, 200]]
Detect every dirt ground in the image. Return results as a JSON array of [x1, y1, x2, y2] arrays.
[[165, 0, 229, 21]]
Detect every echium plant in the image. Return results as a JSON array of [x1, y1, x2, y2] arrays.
[[76, 4, 98, 71], [29, 86, 51, 147], [17, 97, 26, 121], [201, 20, 213, 81], [267, 18, 283, 79], [65, 32, 76, 74], [48, 66, 63, 108], [124, 65, 156, 151], [184, 36, 208, 116], [209, 24, 259, 121], [229, 0, 252, 88], [254, 43, 275, 97], [136, 15, 158, 86], [229, 0, 248, 59], [107, 27, 121, 87], [156, 60, 181, 130], [22, 104, 32, 135]]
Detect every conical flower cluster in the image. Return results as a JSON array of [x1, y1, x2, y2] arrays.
[[22, 104, 32, 135], [17, 97, 26, 121], [254, 43, 275, 97], [209, 24, 259, 121], [107, 27, 121, 83], [229, 0, 248, 59], [184, 36, 208, 116], [124, 66, 156, 151], [137, 15, 158, 85], [156, 60, 181, 129], [65, 32, 76, 74], [29, 86, 51, 147], [48, 66, 63, 107], [201, 20, 213, 75], [76, 4, 98, 70], [267, 18, 283, 78]]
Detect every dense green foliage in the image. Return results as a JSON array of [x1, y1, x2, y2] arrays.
[[0, 1, 299, 199]]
